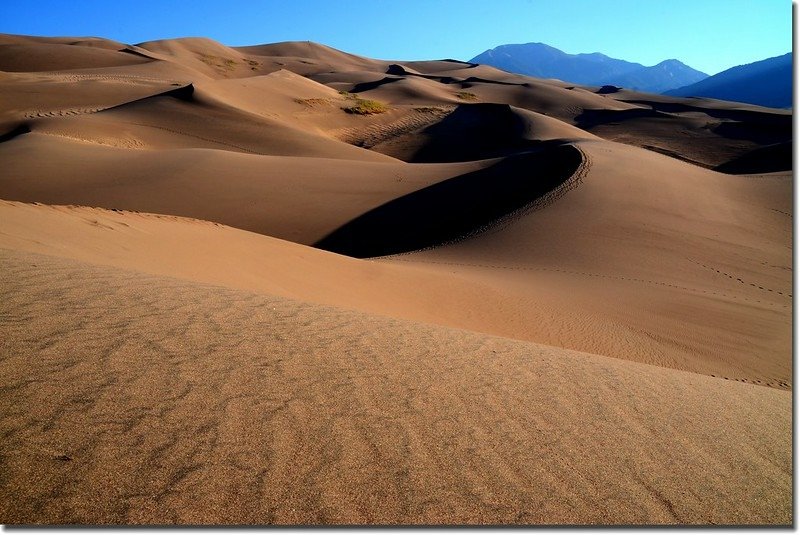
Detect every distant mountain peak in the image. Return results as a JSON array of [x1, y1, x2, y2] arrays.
[[469, 42, 708, 93]]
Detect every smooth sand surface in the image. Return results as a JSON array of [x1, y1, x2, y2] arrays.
[[0, 34, 792, 525]]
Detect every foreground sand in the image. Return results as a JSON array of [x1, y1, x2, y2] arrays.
[[0, 34, 793, 525], [0, 246, 791, 524], [0, 201, 792, 525]]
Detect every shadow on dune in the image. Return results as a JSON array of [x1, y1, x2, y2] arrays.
[[461, 76, 525, 87], [596, 85, 622, 94], [141, 83, 195, 102], [623, 99, 793, 140], [118, 47, 160, 60], [381, 65, 525, 88], [440, 59, 479, 67], [315, 142, 583, 258], [351, 76, 402, 93], [575, 107, 673, 128], [92, 83, 196, 115], [714, 141, 792, 174], [0, 124, 31, 143], [624, 99, 792, 121], [386, 64, 419, 76], [709, 120, 790, 144], [407, 103, 545, 163]]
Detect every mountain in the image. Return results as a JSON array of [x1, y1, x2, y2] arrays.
[[614, 59, 712, 94], [665, 53, 792, 108], [469, 42, 708, 93]]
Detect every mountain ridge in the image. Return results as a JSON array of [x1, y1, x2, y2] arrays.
[[469, 42, 707, 93]]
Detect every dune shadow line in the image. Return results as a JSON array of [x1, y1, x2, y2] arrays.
[[410, 103, 542, 163], [714, 141, 792, 174], [315, 142, 583, 258], [0, 124, 31, 143]]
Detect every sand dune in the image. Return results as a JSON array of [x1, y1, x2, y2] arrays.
[[0, 33, 792, 525], [0, 42, 153, 72], [0, 247, 790, 525], [367, 104, 597, 161], [0, 134, 503, 242], [0, 203, 791, 524], [381, 140, 791, 386]]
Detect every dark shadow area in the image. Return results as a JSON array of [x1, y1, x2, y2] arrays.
[[386, 64, 414, 75], [638, 145, 708, 168], [461, 76, 526, 87], [623, 99, 793, 125], [709, 120, 791, 144], [96, 83, 196, 113], [381, 68, 526, 88], [380, 68, 461, 85], [155, 83, 195, 102], [619, 100, 791, 144], [117, 47, 158, 60], [429, 76, 461, 85], [315, 142, 582, 258], [0, 123, 31, 143], [351, 76, 402, 93], [408, 103, 543, 163], [714, 141, 792, 174], [575, 107, 672, 128], [440, 59, 478, 67], [405, 73, 461, 84], [596, 85, 621, 94], [82, 83, 197, 120]]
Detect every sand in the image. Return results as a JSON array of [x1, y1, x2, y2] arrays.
[[0, 33, 792, 525]]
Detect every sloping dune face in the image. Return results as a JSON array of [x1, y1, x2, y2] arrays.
[[0, 34, 792, 525]]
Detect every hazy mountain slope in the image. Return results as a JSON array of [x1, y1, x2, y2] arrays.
[[614, 59, 709, 93], [665, 53, 792, 108]]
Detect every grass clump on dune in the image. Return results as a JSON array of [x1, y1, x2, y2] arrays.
[[342, 98, 389, 115], [335, 90, 389, 115], [456, 91, 478, 101], [198, 53, 238, 72], [295, 97, 332, 107]]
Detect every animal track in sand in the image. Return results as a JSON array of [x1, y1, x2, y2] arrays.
[[23, 107, 108, 119], [35, 73, 187, 85], [389, 258, 789, 309], [112, 121, 264, 154], [709, 374, 790, 390], [36, 130, 147, 149], [687, 259, 792, 298]]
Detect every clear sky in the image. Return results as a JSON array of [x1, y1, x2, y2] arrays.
[[0, 0, 792, 75]]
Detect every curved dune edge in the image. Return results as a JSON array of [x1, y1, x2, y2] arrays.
[[0, 247, 790, 525], [315, 142, 585, 257]]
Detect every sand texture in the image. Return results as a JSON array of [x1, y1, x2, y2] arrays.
[[0, 34, 792, 525]]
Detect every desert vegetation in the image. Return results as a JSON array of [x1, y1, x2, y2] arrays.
[[456, 90, 479, 100]]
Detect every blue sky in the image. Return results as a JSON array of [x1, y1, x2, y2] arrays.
[[0, 0, 791, 75]]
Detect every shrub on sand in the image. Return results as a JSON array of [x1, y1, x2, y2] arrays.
[[343, 98, 389, 115], [456, 91, 478, 101]]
